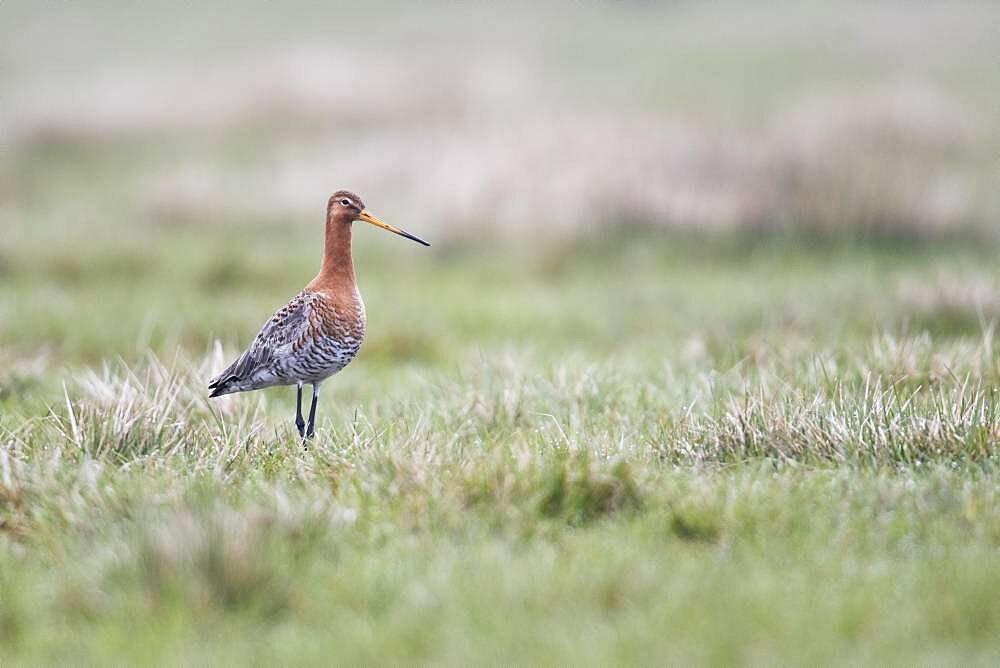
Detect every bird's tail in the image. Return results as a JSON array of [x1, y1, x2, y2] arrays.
[[209, 347, 261, 398], [208, 378, 233, 398], [208, 369, 241, 398], [208, 381, 234, 398]]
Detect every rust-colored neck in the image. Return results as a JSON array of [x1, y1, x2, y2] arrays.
[[306, 208, 355, 294]]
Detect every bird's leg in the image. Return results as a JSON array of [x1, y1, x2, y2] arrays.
[[305, 383, 320, 439], [295, 381, 306, 438]]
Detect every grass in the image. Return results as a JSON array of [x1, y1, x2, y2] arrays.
[[4, 461, 1000, 664], [4, 1, 1000, 663], [4, 231, 1000, 663]]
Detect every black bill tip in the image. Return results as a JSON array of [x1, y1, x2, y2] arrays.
[[400, 230, 431, 246]]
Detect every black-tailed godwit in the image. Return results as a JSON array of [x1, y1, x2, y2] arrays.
[[208, 190, 429, 438]]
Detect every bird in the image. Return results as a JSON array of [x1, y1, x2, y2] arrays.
[[208, 190, 429, 438]]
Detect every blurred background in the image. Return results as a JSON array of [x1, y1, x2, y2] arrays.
[[2, 0, 999, 396], [5, 5, 1000, 662]]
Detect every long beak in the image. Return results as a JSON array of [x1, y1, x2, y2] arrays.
[[357, 210, 430, 247]]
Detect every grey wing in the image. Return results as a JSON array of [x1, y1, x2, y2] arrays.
[[208, 292, 316, 396]]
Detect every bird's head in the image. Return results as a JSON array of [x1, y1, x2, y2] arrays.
[[327, 190, 430, 246]]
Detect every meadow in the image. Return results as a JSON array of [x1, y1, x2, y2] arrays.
[[3, 2, 1000, 664]]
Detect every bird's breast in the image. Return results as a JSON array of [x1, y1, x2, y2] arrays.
[[279, 290, 365, 383], [312, 290, 365, 343]]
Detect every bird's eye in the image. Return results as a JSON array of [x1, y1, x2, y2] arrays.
[[340, 198, 351, 207]]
